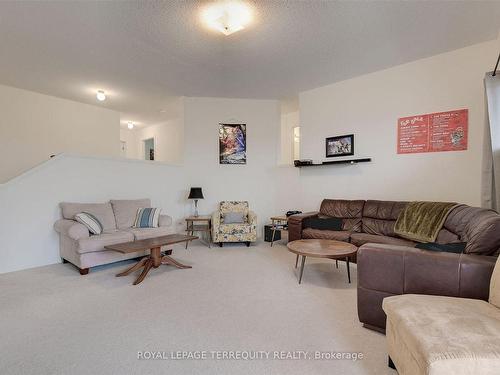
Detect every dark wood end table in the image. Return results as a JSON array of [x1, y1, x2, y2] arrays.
[[105, 234, 197, 285], [286, 239, 357, 284]]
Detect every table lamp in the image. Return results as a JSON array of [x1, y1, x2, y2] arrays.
[[188, 187, 204, 217]]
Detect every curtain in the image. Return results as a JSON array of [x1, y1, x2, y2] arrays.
[[484, 73, 500, 210]]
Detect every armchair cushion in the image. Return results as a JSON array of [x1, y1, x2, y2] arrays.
[[220, 201, 249, 216], [54, 219, 90, 241], [222, 212, 246, 224]]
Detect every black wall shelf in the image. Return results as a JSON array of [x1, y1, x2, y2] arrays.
[[294, 158, 372, 168]]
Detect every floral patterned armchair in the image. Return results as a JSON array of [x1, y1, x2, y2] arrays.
[[212, 201, 257, 247]]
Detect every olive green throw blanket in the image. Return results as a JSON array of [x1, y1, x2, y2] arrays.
[[394, 201, 458, 243]]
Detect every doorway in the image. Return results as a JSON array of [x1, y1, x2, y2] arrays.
[[143, 138, 155, 161]]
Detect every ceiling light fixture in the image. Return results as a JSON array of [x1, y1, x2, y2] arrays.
[[201, 1, 252, 36], [96, 90, 106, 101], [127, 121, 134, 129]]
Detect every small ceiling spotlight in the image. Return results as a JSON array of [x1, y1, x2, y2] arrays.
[[127, 121, 134, 129], [96, 90, 106, 101], [202, 1, 252, 36]]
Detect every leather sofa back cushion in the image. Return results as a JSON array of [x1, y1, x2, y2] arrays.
[[362, 200, 407, 237], [319, 199, 364, 232], [60, 202, 117, 231], [444, 205, 500, 256], [111, 199, 151, 229]]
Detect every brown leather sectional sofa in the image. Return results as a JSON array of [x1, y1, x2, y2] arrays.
[[288, 199, 500, 331]]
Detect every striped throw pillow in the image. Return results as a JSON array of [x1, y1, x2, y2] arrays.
[[75, 212, 103, 235], [133, 207, 161, 228]]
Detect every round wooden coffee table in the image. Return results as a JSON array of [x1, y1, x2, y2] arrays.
[[287, 239, 357, 284]]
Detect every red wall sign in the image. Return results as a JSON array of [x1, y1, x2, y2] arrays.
[[397, 109, 468, 154]]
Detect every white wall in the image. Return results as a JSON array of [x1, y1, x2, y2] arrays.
[[0, 154, 188, 274], [0, 84, 120, 183], [119, 98, 185, 164], [0, 97, 281, 273], [291, 39, 499, 209], [183, 97, 281, 233], [280, 111, 300, 165]]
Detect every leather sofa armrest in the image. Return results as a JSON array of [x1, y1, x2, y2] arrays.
[[288, 212, 318, 241], [357, 243, 497, 330], [158, 214, 173, 227], [54, 219, 89, 241]]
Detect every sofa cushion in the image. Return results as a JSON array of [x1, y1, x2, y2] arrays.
[[350, 233, 415, 247], [319, 199, 364, 232], [302, 228, 351, 242], [110, 199, 151, 229], [60, 202, 117, 231], [77, 230, 134, 254], [383, 294, 500, 374], [125, 226, 173, 241], [362, 200, 407, 236]]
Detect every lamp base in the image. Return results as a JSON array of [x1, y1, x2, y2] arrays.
[[194, 199, 199, 217]]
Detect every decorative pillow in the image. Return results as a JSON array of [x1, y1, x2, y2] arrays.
[[133, 207, 161, 228], [223, 212, 246, 224], [415, 242, 466, 254], [74, 212, 103, 235], [303, 217, 343, 231]]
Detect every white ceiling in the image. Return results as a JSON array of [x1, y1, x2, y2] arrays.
[[0, 1, 499, 127]]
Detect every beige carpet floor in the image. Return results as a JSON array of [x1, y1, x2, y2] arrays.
[[0, 241, 396, 375]]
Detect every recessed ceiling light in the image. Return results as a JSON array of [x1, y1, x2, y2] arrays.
[[201, 1, 252, 36], [127, 121, 134, 129], [96, 90, 106, 101]]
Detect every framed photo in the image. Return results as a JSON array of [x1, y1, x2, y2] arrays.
[[219, 123, 246, 164], [325, 134, 354, 158]]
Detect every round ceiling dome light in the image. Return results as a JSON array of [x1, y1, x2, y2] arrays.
[[201, 1, 252, 36], [96, 90, 106, 101], [127, 121, 134, 129]]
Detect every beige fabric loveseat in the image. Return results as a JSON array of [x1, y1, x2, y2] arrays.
[[54, 199, 173, 274], [382, 256, 500, 374]]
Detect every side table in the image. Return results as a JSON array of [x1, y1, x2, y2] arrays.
[[270, 215, 288, 247], [185, 216, 212, 248]]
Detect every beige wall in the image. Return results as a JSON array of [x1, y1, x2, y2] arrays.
[[293, 39, 498, 208], [0, 84, 120, 183]]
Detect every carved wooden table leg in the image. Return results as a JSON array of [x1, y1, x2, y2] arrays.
[[161, 255, 192, 269], [116, 246, 192, 285], [116, 258, 147, 277], [133, 260, 153, 285]]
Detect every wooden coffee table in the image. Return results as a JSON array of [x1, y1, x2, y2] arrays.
[[286, 239, 357, 284], [105, 234, 197, 285]]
